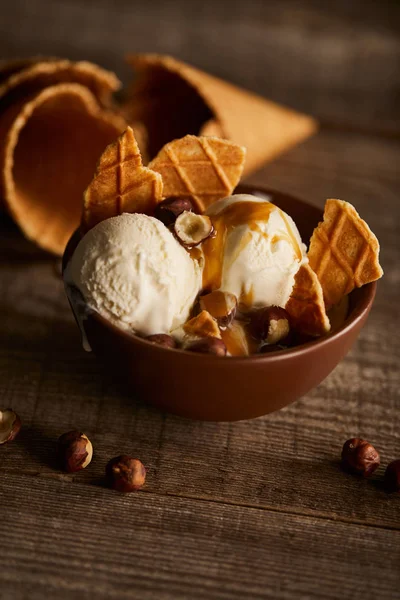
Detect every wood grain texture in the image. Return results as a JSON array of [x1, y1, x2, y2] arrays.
[[1, 127, 400, 598], [0, 0, 399, 132]]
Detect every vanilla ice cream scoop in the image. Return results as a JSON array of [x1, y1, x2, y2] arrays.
[[203, 194, 307, 309], [66, 213, 202, 336]]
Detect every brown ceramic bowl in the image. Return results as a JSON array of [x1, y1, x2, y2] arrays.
[[63, 186, 376, 421]]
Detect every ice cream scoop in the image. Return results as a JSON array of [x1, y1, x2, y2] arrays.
[[203, 194, 308, 309], [65, 213, 202, 336]]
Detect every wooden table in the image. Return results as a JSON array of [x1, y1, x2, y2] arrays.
[[0, 1, 399, 598]]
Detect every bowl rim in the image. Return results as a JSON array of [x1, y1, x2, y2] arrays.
[[63, 186, 377, 363]]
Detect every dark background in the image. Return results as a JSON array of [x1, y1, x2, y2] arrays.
[[1, 0, 399, 132]]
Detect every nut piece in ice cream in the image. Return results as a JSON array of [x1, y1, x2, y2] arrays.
[[145, 334, 177, 349], [65, 213, 202, 337], [174, 212, 213, 247], [187, 337, 227, 356], [106, 456, 146, 493], [0, 409, 21, 444], [82, 127, 163, 232], [154, 196, 194, 227], [199, 291, 237, 327], [183, 310, 221, 339], [250, 306, 290, 345], [58, 430, 93, 473]]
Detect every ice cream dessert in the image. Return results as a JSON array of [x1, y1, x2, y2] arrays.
[[65, 128, 383, 357]]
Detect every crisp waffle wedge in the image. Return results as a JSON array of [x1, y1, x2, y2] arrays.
[[148, 135, 246, 212], [82, 126, 163, 232], [183, 310, 221, 339], [285, 263, 331, 337], [308, 199, 383, 308]]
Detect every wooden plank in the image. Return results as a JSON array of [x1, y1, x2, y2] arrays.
[[0, 129, 399, 539], [0, 473, 399, 600], [0, 0, 399, 131]]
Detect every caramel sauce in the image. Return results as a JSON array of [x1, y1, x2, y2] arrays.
[[201, 290, 229, 318], [238, 284, 254, 311], [201, 200, 303, 294], [220, 321, 258, 356]]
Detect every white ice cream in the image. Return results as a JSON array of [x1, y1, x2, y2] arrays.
[[66, 213, 202, 336], [204, 194, 308, 309]]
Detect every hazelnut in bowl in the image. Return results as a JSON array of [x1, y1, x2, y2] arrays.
[[63, 180, 381, 421]]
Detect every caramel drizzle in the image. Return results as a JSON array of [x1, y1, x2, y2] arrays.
[[201, 201, 303, 298]]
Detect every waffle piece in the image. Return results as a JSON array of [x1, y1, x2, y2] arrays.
[[125, 54, 317, 176], [82, 126, 163, 232], [308, 199, 383, 308], [286, 263, 331, 337], [148, 135, 246, 212], [183, 310, 221, 339], [3, 83, 126, 255]]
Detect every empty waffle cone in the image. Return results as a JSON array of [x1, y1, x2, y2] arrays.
[[0, 59, 121, 111], [3, 83, 126, 255], [286, 263, 331, 337], [124, 53, 317, 175], [82, 126, 163, 232], [308, 199, 383, 308], [148, 134, 246, 212]]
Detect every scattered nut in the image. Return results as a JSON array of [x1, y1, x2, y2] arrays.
[[145, 334, 177, 349], [106, 456, 146, 493], [384, 459, 400, 493], [199, 291, 237, 327], [154, 196, 194, 226], [341, 438, 380, 477], [249, 306, 290, 344], [187, 337, 227, 357], [184, 310, 221, 339], [58, 430, 93, 473], [0, 409, 21, 444], [174, 211, 213, 247]]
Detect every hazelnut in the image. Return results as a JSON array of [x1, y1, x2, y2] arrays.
[[174, 211, 213, 247], [384, 459, 400, 493], [145, 334, 177, 349], [106, 456, 146, 493], [341, 438, 380, 477], [199, 291, 237, 327], [249, 306, 290, 345], [0, 408, 21, 444], [58, 431, 93, 473], [187, 337, 227, 357], [183, 310, 221, 339], [154, 196, 194, 226]]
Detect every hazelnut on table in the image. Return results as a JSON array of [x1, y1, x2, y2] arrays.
[[106, 456, 146, 493], [0, 408, 21, 444], [58, 430, 93, 473], [341, 438, 380, 477]]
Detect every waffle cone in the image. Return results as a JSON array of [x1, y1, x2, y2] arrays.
[[0, 59, 120, 111], [2, 83, 126, 255], [308, 199, 383, 308], [148, 135, 246, 212], [125, 54, 317, 175], [82, 126, 163, 232], [286, 263, 331, 337]]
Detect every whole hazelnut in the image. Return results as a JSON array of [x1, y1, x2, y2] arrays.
[[249, 306, 290, 345], [58, 430, 93, 473], [341, 438, 380, 477], [154, 197, 194, 226], [106, 456, 146, 493], [0, 408, 21, 444], [187, 337, 227, 357], [145, 334, 177, 349], [384, 459, 400, 493]]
